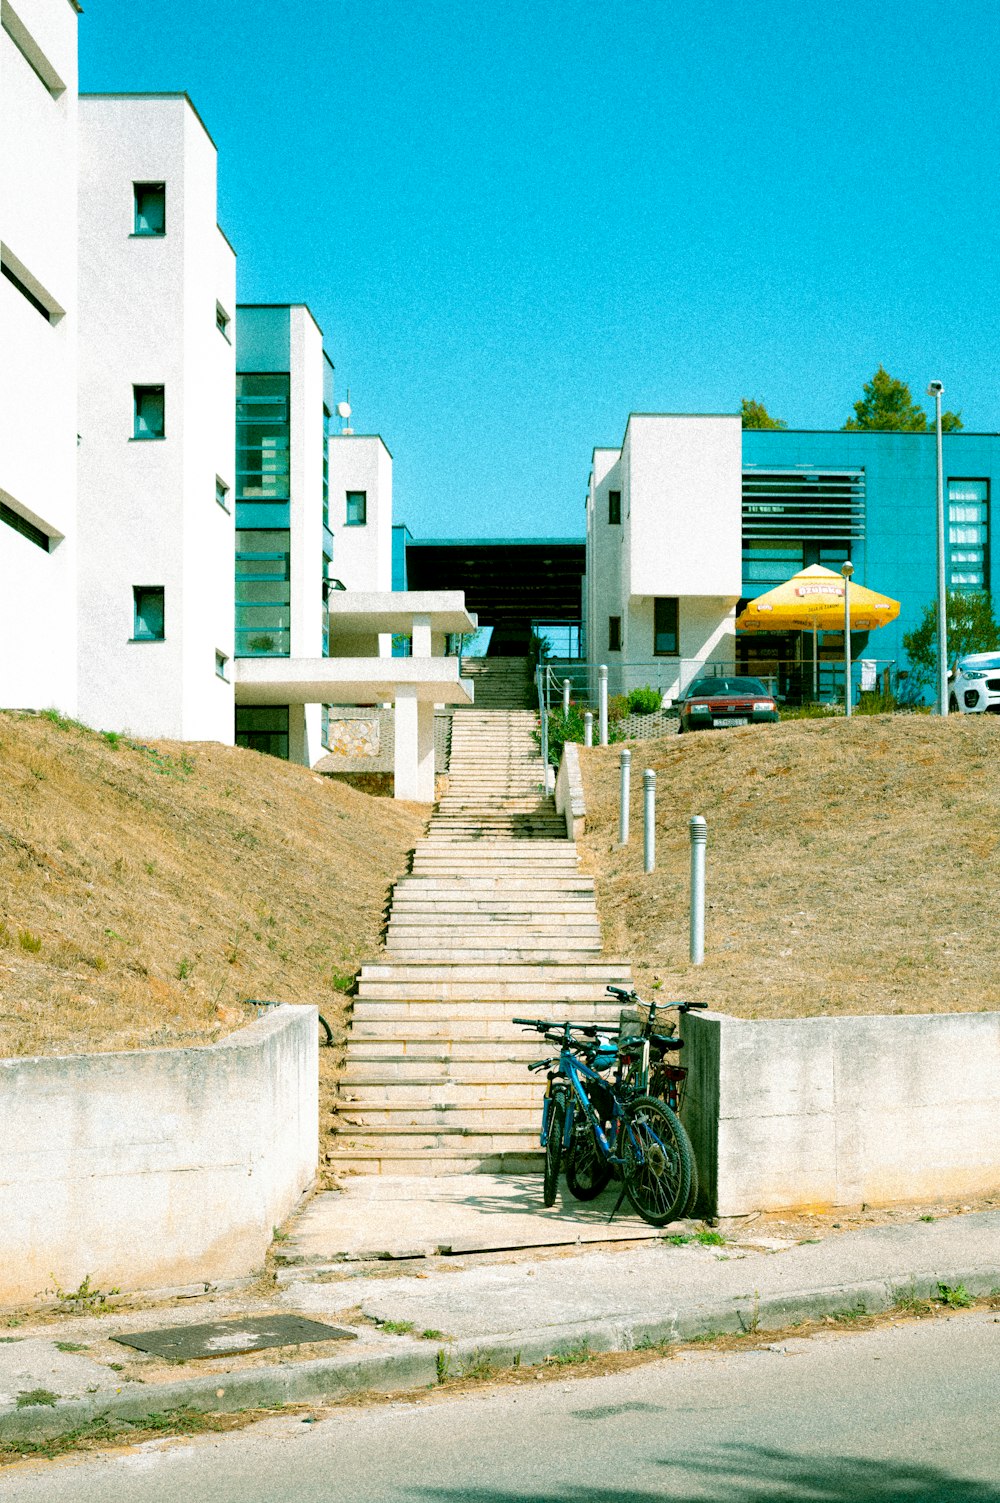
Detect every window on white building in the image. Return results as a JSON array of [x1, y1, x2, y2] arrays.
[[215, 650, 229, 680], [216, 303, 231, 340], [608, 490, 621, 525], [948, 480, 989, 591], [133, 183, 166, 236], [653, 598, 679, 656], [216, 476, 230, 511], [346, 491, 367, 526], [132, 587, 165, 641], [133, 386, 165, 439], [609, 616, 621, 652]]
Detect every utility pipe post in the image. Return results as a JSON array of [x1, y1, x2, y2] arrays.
[[618, 747, 630, 846], [583, 711, 593, 747], [643, 768, 656, 873], [598, 665, 608, 746], [689, 815, 707, 964], [562, 678, 571, 720], [841, 560, 854, 717], [928, 380, 949, 715]]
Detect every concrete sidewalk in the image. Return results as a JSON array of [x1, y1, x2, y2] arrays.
[[2, 1190, 998, 1446]]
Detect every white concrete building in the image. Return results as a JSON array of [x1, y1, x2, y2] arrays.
[[0, 0, 80, 714], [76, 93, 236, 743], [584, 414, 743, 699]]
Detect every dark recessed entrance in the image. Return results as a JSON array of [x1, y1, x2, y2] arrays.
[[404, 538, 585, 656]]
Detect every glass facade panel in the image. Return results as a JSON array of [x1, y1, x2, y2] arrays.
[[947, 480, 989, 593], [742, 539, 804, 585], [236, 705, 289, 760], [236, 374, 290, 501], [235, 529, 290, 656]]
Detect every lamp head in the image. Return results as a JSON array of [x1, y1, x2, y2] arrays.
[[927, 380, 944, 397], [840, 560, 855, 579]]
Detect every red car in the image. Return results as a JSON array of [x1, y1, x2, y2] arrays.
[[676, 676, 779, 734]]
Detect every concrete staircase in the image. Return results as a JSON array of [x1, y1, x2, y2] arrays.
[[330, 709, 630, 1175], [454, 656, 535, 710]]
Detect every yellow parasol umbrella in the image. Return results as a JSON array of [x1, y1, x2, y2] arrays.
[[735, 564, 900, 700]]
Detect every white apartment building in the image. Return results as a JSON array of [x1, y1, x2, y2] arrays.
[[77, 93, 236, 743], [1, 0, 80, 715], [584, 414, 743, 699]]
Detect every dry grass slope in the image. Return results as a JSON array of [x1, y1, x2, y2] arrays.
[[579, 715, 1000, 1018], [0, 711, 424, 1058]]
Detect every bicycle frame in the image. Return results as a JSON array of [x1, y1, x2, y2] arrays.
[[543, 1043, 631, 1165]]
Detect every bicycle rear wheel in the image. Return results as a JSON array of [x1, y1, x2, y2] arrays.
[[543, 1092, 566, 1207], [565, 1101, 612, 1200], [620, 1095, 692, 1227]]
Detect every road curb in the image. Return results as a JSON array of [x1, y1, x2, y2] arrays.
[[2, 1264, 997, 1446]]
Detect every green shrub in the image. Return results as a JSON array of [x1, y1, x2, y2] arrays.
[[626, 686, 663, 715], [607, 694, 629, 724], [537, 707, 622, 765]]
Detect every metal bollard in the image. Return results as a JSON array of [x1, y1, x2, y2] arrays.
[[689, 814, 707, 964], [643, 768, 656, 873], [599, 665, 608, 746], [583, 711, 593, 747], [563, 678, 571, 719], [618, 748, 631, 845]]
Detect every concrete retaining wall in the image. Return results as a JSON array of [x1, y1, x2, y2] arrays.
[[0, 1004, 317, 1305], [681, 1009, 1000, 1216], [555, 742, 585, 838]]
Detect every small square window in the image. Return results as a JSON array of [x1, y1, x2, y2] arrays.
[[216, 303, 231, 339], [345, 490, 367, 526], [609, 615, 622, 652], [133, 385, 165, 439], [133, 182, 165, 236], [216, 476, 230, 510], [608, 490, 621, 525], [133, 586, 165, 641], [215, 650, 229, 680]]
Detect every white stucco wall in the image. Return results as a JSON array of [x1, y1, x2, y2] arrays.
[[682, 1010, 1000, 1216], [0, 1005, 317, 1305], [0, 0, 79, 714], [623, 414, 742, 599], [76, 94, 235, 743], [328, 435, 393, 596]]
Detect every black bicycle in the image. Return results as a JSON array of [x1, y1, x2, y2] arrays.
[[514, 1008, 696, 1227]]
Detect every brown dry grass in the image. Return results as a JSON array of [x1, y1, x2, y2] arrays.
[[0, 711, 424, 1058], [578, 714, 1000, 1018]]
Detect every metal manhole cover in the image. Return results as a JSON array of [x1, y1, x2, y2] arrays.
[[113, 1315, 358, 1361]]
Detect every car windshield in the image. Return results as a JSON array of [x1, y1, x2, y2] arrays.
[[959, 653, 1000, 671], [685, 677, 768, 697]]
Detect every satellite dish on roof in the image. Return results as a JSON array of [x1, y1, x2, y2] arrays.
[[336, 401, 351, 420]]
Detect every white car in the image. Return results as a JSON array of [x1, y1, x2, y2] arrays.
[[949, 651, 1000, 714]]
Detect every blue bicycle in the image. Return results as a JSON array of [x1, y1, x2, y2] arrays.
[[513, 1005, 696, 1227]]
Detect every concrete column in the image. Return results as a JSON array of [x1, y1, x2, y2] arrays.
[[288, 703, 310, 766], [394, 686, 435, 801], [411, 613, 432, 658]]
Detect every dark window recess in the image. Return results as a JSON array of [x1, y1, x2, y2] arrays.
[[608, 490, 621, 525], [216, 304, 230, 338], [236, 704, 289, 760], [133, 586, 165, 641], [1, 260, 51, 322], [215, 650, 229, 680], [608, 615, 622, 652], [134, 183, 165, 236], [216, 476, 230, 509], [346, 490, 367, 525], [133, 385, 165, 439], [1, 499, 50, 551], [653, 597, 679, 656]]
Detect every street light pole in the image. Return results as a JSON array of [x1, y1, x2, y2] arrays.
[[841, 560, 854, 717], [928, 381, 948, 716]]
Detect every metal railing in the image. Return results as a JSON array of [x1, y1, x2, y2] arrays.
[[539, 657, 899, 711]]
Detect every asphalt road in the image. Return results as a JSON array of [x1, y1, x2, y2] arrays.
[[5, 1311, 1000, 1501]]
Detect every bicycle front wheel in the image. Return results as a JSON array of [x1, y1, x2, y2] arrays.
[[565, 1101, 612, 1200], [620, 1095, 692, 1227], [543, 1092, 566, 1207]]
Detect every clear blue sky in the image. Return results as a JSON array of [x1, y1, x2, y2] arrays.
[[80, 0, 1000, 540]]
